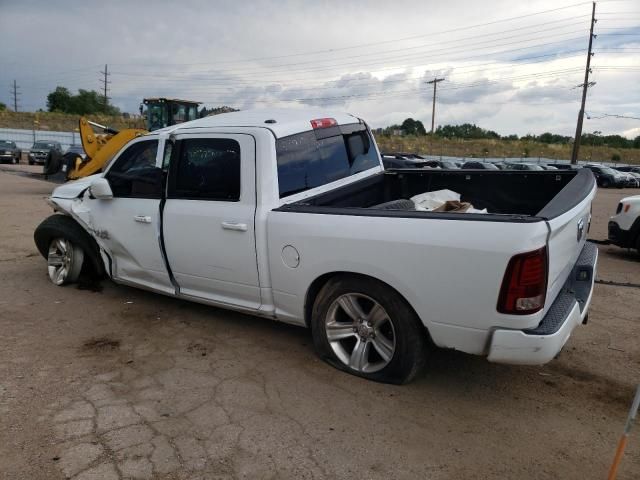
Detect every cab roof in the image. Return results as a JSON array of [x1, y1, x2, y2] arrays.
[[157, 108, 362, 139]]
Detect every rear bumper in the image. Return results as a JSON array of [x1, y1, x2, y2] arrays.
[[487, 242, 597, 365]]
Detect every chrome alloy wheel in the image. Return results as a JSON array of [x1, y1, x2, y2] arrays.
[[47, 238, 83, 285], [324, 293, 396, 373]]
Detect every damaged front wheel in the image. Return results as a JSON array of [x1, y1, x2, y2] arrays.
[[47, 237, 84, 285]]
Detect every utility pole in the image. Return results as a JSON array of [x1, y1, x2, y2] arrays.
[[10, 79, 20, 112], [426, 77, 445, 134], [571, 2, 597, 164], [99, 64, 111, 113]]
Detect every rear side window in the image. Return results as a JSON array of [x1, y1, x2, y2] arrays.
[[170, 138, 240, 201], [276, 127, 379, 197]]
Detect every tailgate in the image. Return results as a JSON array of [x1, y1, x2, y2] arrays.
[[542, 171, 597, 312]]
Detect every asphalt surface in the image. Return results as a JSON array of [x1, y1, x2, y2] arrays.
[[1, 164, 639, 480]]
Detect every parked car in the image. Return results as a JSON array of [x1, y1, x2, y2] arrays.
[[612, 169, 640, 188], [33, 108, 597, 384], [461, 161, 499, 170], [381, 153, 429, 169], [29, 141, 63, 165], [423, 160, 459, 169], [615, 166, 640, 175], [65, 144, 87, 160], [608, 195, 640, 253], [0, 140, 21, 164], [504, 163, 545, 171], [620, 172, 640, 188], [547, 163, 580, 170], [583, 165, 625, 188], [539, 164, 558, 170]]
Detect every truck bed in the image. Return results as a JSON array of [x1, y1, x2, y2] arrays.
[[279, 168, 594, 222]]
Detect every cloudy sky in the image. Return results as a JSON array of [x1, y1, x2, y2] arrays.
[[1, 0, 639, 137]]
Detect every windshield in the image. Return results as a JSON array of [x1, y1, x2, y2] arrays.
[[276, 125, 380, 197], [33, 142, 55, 149], [441, 161, 458, 169], [0, 141, 15, 148], [601, 167, 619, 176], [527, 164, 544, 171]]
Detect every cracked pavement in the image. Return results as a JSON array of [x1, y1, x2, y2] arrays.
[[1, 167, 639, 479]]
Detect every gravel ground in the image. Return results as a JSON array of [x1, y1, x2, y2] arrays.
[[0, 165, 639, 480]]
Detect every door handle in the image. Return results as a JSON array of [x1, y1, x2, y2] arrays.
[[134, 215, 152, 224], [221, 221, 247, 232]]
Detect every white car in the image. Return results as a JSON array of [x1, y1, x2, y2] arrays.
[[609, 195, 640, 253], [34, 108, 598, 383]]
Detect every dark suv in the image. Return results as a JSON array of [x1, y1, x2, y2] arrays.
[[29, 141, 63, 165], [0, 140, 21, 164]]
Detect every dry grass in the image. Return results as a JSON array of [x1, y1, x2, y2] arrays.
[[0, 111, 144, 132], [375, 135, 640, 164]]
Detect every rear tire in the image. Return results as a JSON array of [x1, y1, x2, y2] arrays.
[[311, 275, 428, 384], [601, 179, 610, 188]]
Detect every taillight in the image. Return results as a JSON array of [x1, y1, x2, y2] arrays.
[[310, 118, 337, 129], [624, 204, 630, 213], [497, 247, 548, 315]]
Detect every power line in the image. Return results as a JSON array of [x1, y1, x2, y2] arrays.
[[108, 3, 593, 68]]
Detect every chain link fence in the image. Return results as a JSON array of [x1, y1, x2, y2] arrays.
[[0, 127, 82, 153]]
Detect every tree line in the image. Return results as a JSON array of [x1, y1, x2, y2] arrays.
[[377, 119, 640, 149]]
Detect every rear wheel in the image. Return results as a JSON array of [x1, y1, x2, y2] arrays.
[[311, 275, 428, 384], [601, 179, 610, 188]]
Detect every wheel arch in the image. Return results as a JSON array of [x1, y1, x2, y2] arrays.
[[34, 213, 106, 278], [303, 271, 430, 339]]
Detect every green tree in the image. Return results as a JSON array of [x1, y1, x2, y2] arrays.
[[400, 118, 427, 136], [47, 86, 120, 115], [47, 86, 72, 112]]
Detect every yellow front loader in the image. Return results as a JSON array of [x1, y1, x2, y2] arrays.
[[44, 98, 200, 182], [67, 117, 147, 180], [68, 118, 146, 180]]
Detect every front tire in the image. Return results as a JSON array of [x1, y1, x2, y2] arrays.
[[47, 237, 84, 285], [311, 275, 428, 384], [34, 215, 105, 284]]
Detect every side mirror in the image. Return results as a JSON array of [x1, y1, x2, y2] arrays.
[[90, 177, 113, 200]]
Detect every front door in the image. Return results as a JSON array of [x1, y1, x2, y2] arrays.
[[162, 133, 261, 310], [88, 138, 174, 294]]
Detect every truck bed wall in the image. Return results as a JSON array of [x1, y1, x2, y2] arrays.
[[295, 169, 578, 216]]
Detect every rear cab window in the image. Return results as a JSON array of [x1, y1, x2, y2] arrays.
[[275, 124, 379, 198]]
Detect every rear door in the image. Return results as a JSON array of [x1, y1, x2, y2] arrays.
[[162, 133, 261, 310], [88, 138, 174, 293]]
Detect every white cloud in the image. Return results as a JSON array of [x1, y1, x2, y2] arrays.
[[1, 0, 638, 137]]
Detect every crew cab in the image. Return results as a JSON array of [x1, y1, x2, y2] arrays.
[[34, 109, 598, 384], [608, 195, 640, 253]]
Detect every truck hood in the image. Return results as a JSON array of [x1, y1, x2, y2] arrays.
[[51, 174, 101, 199]]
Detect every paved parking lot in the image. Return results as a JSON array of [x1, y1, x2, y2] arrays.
[[1, 166, 639, 479]]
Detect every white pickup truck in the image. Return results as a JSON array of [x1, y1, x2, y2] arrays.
[[34, 108, 598, 383]]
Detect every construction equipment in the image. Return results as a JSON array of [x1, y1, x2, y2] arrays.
[[45, 98, 201, 181]]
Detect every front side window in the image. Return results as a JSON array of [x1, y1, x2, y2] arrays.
[[170, 138, 240, 201], [275, 126, 379, 198], [105, 140, 162, 198]]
